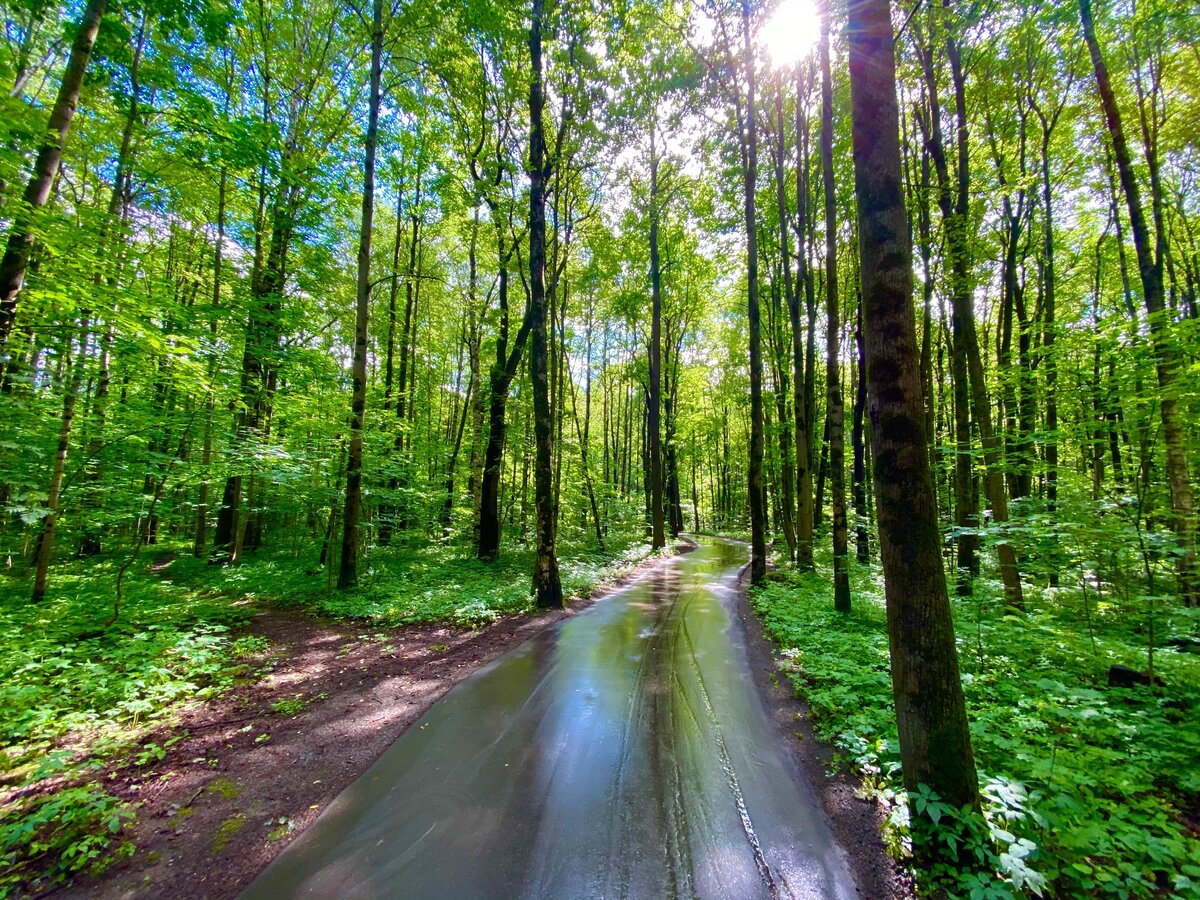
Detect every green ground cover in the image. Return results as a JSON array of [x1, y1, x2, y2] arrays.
[[751, 550, 1200, 898]]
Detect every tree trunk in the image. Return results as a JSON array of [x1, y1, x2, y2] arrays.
[[770, 82, 797, 560], [918, 25, 1023, 609], [528, 0, 562, 608], [194, 168, 226, 558], [853, 296, 870, 564], [792, 69, 815, 569], [338, 0, 382, 590], [32, 320, 88, 602], [820, 9, 851, 612], [1080, 0, 1197, 605], [478, 247, 534, 560], [0, 0, 107, 349], [739, 0, 767, 584], [846, 0, 979, 817], [648, 127, 665, 550]]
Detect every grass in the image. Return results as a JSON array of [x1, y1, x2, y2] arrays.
[[751, 545, 1200, 898]]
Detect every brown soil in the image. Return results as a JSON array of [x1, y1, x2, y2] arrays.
[[50, 545, 690, 900], [734, 562, 913, 899]]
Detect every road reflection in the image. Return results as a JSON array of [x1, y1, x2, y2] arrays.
[[241, 539, 856, 899]]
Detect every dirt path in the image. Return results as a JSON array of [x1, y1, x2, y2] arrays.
[[52, 547, 689, 900]]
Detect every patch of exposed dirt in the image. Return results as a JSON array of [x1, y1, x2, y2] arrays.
[[51, 543, 694, 900], [734, 562, 913, 899]]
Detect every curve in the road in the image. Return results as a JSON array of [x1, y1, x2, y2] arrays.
[[240, 538, 857, 900]]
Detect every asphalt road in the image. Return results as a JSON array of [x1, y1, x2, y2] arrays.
[[240, 538, 857, 899]]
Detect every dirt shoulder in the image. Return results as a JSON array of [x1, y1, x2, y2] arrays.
[[734, 564, 912, 899], [52, 543, 694, 900]]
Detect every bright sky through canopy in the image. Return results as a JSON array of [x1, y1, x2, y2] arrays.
[[762, 0, 821, 68]]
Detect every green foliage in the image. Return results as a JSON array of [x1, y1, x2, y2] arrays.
[[0, 552, 267, 895], [751, 551, 1200, 898], [0, 784, 134, 897], [207, 535, 660, 627]]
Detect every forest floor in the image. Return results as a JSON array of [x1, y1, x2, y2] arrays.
[[26, 541, 694, 899], [750, 546, 1200, 898]]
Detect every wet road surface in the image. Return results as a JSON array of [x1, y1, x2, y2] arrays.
[[241, 538, 857, 899]]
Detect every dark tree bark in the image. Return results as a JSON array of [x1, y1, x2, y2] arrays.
[[648, 126, 666, 551], [847, 0, 979, 816], [853, 296, 870, 564], [738, 0, 767, 583], [338, 0, 383, 590], [820, 9, 851, 612], [528, 0, 562, 607], [0, 0, 107, 350], [478, 245, 534, 560]]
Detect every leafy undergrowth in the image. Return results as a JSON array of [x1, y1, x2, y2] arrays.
[[0, 533, 663, 896], [751, 550, 1200, 898], [165, 534, 663, 627]]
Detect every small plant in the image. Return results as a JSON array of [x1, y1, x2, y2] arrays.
[[270, 695, 307, 717]]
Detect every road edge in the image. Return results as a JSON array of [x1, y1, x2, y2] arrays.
[[734, 562, 913, 899]]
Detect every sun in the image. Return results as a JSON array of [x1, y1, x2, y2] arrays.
[[761, 0, 822, 68]]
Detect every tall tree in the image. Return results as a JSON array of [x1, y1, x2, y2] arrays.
[[647, 123, 666, 550], [338, 0, 384, 589], [819, 2, 850, 612], [1079, 0, 1197, 605], [528, 0, 562, 607], [0, 0, 107, 350], [847, 0, 979, 817]]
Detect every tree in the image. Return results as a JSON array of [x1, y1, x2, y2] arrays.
[[819, 0, 850, 612], [527, 0, 562, 607], [846, 0, 979, 816], [1079, 0, 1197, 605], [0, 0, 107, 351], [338, 0, 384, 589]]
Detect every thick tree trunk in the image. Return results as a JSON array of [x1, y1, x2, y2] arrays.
[[846, 0, 979, 816], [528, 0, 562, 607], [0, 0, 107, 349], [338, 0, 383, 590], [820, 10, 851, 612]]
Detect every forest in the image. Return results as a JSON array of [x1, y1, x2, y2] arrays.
[[0, 0, 1198, 896]]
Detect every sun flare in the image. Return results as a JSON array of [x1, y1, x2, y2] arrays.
[[762, 0, 822, 68]]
